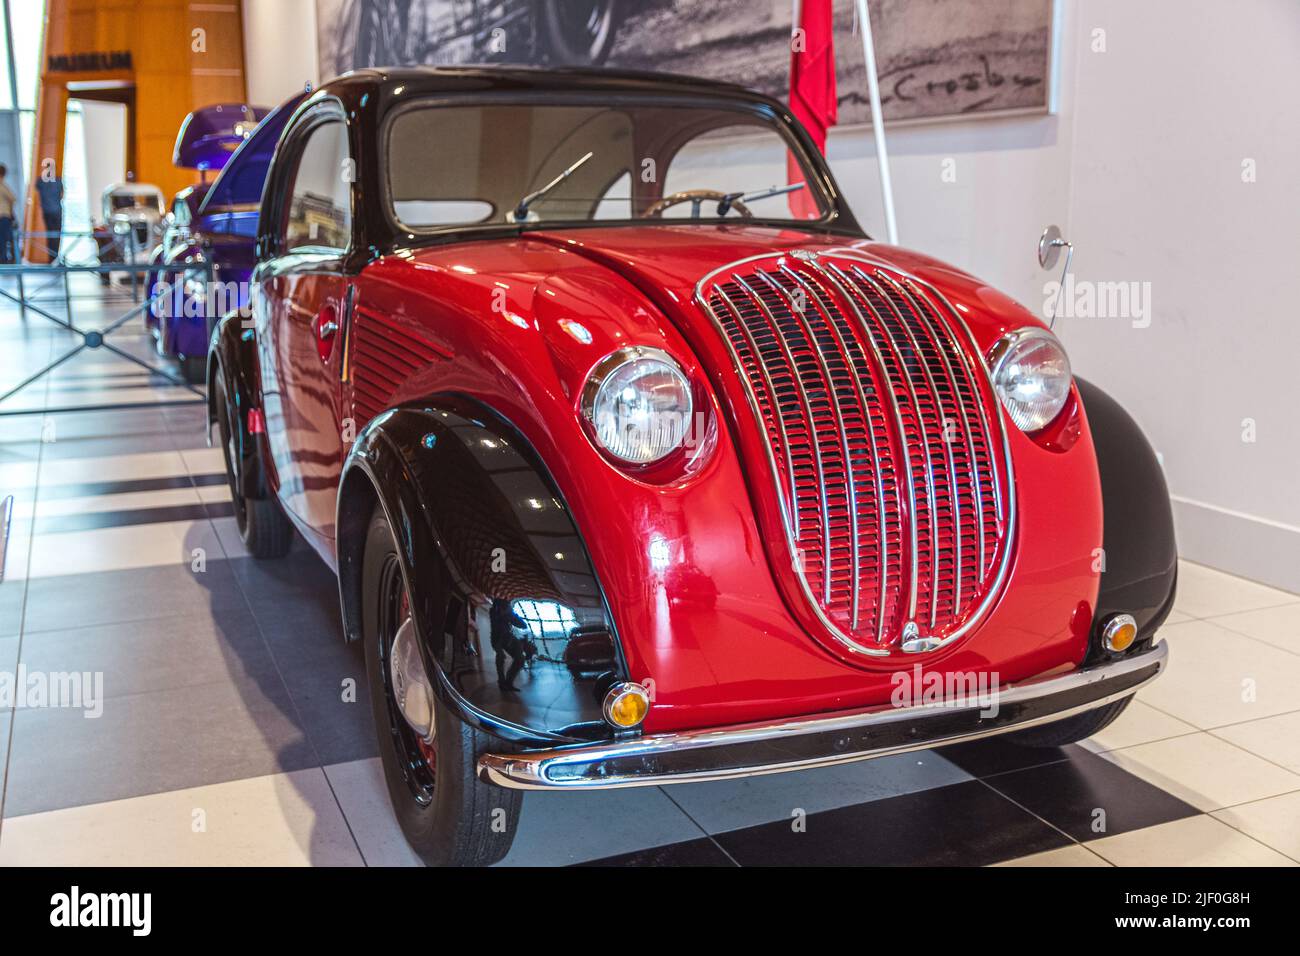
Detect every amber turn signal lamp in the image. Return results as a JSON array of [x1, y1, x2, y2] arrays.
[[603, 682, 650, 729], [1101, 613, 1138, 653]]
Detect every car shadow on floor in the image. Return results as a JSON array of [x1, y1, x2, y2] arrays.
[[185, 518, 378, 865]]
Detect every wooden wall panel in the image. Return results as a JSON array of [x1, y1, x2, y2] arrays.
[[24, 0, 248, 260]]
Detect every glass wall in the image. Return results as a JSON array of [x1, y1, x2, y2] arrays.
[[0, 0, 45, 260], [3, 2, 101, 263], [5, 0, 46, 185]]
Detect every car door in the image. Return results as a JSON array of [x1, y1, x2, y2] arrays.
[[253, 104, 353, 549]]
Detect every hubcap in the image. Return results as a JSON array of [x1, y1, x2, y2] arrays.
[[378, 557, 437, 803], [389, 616, 435, 740]]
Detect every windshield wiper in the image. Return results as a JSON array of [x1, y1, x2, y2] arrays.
[[512, 151, 595, 222], [716, 181, 806, 217]]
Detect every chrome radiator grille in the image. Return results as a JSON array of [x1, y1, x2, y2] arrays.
[[699, 252, 1013, 657]]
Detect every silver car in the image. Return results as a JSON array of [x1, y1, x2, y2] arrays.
[[102, 183, 166, 265]]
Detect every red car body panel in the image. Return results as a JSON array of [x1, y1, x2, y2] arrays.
[[257, 267, 349, 551], [302, 223, 1103, 734]]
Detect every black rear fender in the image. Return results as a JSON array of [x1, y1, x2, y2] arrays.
[[208, 309, 266, 501]]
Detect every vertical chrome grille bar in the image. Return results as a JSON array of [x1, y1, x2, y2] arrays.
[[712, 284, 801, 538], [869, 269, 964, 622], [905, 278, 1006, 531], [814, 246, 1008, 538], [817, 260, 921, 624], [766, 264, 861, 629], [732, 273, 833, 601], [781, 263, 896, 645], [755, 267, 854, 613], [896, 277, 987, 581], [897, 271, 1019, 652]]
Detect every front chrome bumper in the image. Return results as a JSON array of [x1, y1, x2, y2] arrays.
[[478, 642, 1167, 790]]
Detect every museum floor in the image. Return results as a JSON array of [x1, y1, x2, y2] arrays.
[[2, 277, 1299, 867]]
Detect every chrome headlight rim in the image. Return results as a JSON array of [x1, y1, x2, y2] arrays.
[[580, 346, 694, 467], [987, 327, 1073, 434]]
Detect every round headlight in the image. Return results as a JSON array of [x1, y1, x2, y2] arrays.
[[988, 328, 1072, 432], [583, 347, 692, 465]]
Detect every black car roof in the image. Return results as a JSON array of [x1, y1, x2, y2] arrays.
[[320, 64, 774, 107], [259, 65, 862, 259]]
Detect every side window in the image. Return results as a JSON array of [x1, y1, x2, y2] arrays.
[[283, 119, 352, 253], [592, 171, 632, 221]]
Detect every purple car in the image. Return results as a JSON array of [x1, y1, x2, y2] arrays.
[[173, 102, 269, 171], [148, 98, 304, 382]]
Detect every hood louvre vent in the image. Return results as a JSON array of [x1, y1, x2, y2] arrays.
[[350, 307, 448, 425]]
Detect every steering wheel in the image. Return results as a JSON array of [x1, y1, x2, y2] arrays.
[[644, 189, 752, 219]]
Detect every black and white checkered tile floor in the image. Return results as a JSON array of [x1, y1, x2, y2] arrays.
[[2, 277, 1299, 866]]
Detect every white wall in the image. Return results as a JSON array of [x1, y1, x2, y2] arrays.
[[1063, 0, 1300, 592], [828, 0, 1077, 326], [242, 0, 319, 107], [78, 101, 127, 222], [827, 0, 1300, 592]]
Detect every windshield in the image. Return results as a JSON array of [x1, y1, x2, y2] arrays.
[[384, 99, 831, 231], [111, 193, 163, 214]]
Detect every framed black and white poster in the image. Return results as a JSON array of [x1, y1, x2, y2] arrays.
[[314, 0, 1056, 125]]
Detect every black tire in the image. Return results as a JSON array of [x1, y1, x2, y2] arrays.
[[214, 373, 293, 559], [361, 504, 522, 867], [537, 0, 621, 65], [180, 354, 206, 385], [1007, 695, 1134, 748]]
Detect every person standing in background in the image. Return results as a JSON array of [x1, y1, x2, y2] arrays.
[[0, 164, 17, 264], [36, 175, 64, 260]]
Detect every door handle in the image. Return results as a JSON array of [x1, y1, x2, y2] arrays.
[[312, 306, 339, 362]]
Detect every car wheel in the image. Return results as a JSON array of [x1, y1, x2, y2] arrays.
[[1006, 694, 1133, 748], [213, 373, 293, 559], [361, 504, 522, 867]]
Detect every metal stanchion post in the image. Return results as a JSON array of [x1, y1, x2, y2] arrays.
[[854, 0, 899, 244], [0, 260, 208, 416], [130, 232, 140, 301]]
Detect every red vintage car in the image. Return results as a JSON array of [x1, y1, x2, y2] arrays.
[[210, 67, 1176, 866]]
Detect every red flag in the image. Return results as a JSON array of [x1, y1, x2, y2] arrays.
[[787, 0, 837, 218]]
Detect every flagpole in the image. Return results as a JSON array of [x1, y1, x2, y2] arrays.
[[854, 0, 898, 243]]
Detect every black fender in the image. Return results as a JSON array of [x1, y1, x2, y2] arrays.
[[207, 309, 269, 502], [336, 397, 627, 747], [1078, 377, 1178, 659]]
